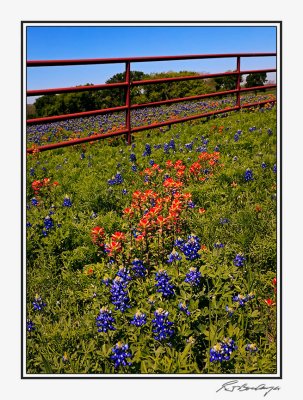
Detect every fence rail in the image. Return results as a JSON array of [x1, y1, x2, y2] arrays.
[[26, 52, 277, 153]]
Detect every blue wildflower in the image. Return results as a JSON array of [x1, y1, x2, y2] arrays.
[[63, 196, 72, 207], [155, 270, 175, 298], [245, 343, 258, 353], [130, 310, 147, 327], [219, 217, 229, 225], [143, 143, 151, 157], [244, 169, 254, 182], [169, 139, 176, 151], [184, 267, 202, 287], [214, 242, 225, 249], [131, 259, 147, 278], [32, 294, 46, 311], [111, 342, 132, 369], [130, 153, 136, 163], [175, 234, 201, 261], [149, 159, 155, 166], [26, 319, 35, 332], [273, 164, 277, 173], [167, 249, 182, 263], [178, 302, 191, 316], [225, 305, 235, 317], [31, 198, 38, 206], [210, 338, 237, 362], [26, 222, 32, 228], [261, 162, 267, 169], [233, 253, 246, 267], [188, 201, 195, 208], [96, 307, 116, 332], [152, 308, 174, 341], [44, 216, 54, 230], [131, 164, 137, 172], [110, 276, 130, 312]]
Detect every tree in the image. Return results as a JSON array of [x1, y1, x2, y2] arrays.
[[214, 71, 242, 92], [245, 72, 267, 88]]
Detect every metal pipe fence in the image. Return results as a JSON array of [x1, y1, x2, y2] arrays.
[[26, 52, 276, 153]]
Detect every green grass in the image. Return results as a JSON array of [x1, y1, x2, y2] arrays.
[[26, 106, 278, 374]]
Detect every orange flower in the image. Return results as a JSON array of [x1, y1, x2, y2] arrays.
[[138, 217, 151, 230], [198, 208, 206, 214], [111, 232, 126, 242], [255, 204, 262, 212], [91, 226, 105, 245], [264, 299, 276, 307]]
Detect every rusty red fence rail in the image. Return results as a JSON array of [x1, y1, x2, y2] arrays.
[[26, 52, 276, 153]]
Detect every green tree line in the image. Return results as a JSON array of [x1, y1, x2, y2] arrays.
[[27, 71, 267, 118]]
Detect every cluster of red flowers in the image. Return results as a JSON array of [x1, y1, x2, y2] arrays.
[[31, 178, 59, 196], [91, 226, 126, 258], [123, 189, 193, 241]]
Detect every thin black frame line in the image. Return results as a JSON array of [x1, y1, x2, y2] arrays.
[[21, 20, 282, 379]]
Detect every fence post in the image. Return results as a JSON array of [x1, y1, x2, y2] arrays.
[[236, 56, 241, 109], [125, 61, 131, 145]]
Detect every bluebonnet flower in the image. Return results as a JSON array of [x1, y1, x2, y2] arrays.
[[169, 139, 176, 151], [96, 307, 116, 332], [175, 234, 201, 261], [144, 175, 149, 183], [225, 306, 235, 317], [111, 342, 132, 369], [149, 159, 155, 166], [131, 143, 136, 149], [26, 319, 35, 332], [244, 169, 254, 182], [196, 146, 207, 153], [44, 216, 54, 230], [273, 164, 277, 173], [167, 249, 182, 263], [233, 253, 246, 267], [184, 267, 202, 287], [122, 189, 128, 195], [245, 343, 258, 353], [130, 310, 147, 327], [210, 338, 237, 362], [110, 276, 130, 312], [188, 201, 195, 209], [131, 259, 147, 278], [232, 292, 254, 307], [143, 143, 151, 156], [163, 143, 170, 153], [214, 242, 225, 249], [131, 164, 137, 172], [219, 218, 229, 225], [130, 153, 136, 163], [30, 168, 35, 176], [267, 128, 273, 135], [26, 222, 32, 228], [214, 145, 220, 152], [80, 153, 85, 160], [152, 308, 174, 341], [249, 126, 256, 132], [185, 142, 193, 151], [178, 302, 191, 316], [32, 294, 46, 311], [234, 133, 240, 142], [31, 198, 38, 206], [261, 162, 267, 169], [108, 173, 123, 186], [102, 277, 111, 286], [63, 196, 72, 207], [237, 130, 242, 134], [116, 267, 132, 284], [155, 270, 175, 298]]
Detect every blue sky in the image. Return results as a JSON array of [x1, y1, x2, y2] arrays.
[[26, 25, 277, 103]]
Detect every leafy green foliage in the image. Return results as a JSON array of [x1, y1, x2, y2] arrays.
[[26, 106, 278, 374]]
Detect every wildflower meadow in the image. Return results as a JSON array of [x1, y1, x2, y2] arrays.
[[25, 101, 278, 374]]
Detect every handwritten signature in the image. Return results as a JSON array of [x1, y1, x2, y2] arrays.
[[216, 380, 281, 397]]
